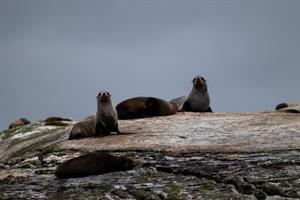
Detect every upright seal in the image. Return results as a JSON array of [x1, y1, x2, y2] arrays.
[[68, 90, 119, 140], [171, 75, 212, 112], [95, 90, 119, 135]]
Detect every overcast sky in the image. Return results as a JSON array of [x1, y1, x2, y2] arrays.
[[0, 0, 299, 131]]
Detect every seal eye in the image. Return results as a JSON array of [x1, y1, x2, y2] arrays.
[[96, 93, 101, 99], [201, 77, 206, 82]]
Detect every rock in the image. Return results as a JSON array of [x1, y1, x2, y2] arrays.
[[261, 182, 284, 196], [8, 118, 31, 129], [0, 112, 299, 199]]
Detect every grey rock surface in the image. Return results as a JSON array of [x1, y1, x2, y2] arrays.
[[0, 112, 299, 199]]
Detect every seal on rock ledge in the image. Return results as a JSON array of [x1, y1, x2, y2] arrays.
[[171, 75, 212, 112], [116, 97, 178, 119], [68, 90, 119, 140], [54, 152, 137, 179], [275, 102, 300, 113], [95, 90, 119, 135], [68, 119, 96, 140]]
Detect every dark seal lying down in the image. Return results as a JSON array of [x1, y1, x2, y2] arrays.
[[116, 97, 177, 119], [55, 152, 137, 179]]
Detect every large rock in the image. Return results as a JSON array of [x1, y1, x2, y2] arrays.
[[0, 112, 299, 200]]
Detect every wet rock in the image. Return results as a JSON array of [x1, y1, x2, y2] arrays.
[[261, 182, 284, 196]]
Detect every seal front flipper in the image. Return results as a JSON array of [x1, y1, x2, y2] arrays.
[[180, 101, 192, 112], [205, 106, 213, 112], [95, 121, 108, 135]]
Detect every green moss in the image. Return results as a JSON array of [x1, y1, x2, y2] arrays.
[[127, 187, 159, 200], [111, 189, 129, 199], [9, 137, 63, 159], [191, 180, 217, 196], [0, 122, 45, 140], [134, 174, 150, 183], [164, 183, 185, 200], [198, 180, 217, 191]]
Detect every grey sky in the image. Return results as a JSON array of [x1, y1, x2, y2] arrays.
[[0, 0, 299, 131]]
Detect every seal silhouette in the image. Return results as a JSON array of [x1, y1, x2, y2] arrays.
[[55, 152, 137, 179], [116, 97, 177, 119]]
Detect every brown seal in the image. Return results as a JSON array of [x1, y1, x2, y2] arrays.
[[95, 90, 119, 135], [178, 75, 212, 112], [44, 116, 72, 122], [116, 97, 178, 119], [8, 118, 31, 129], [68, 90, 119, 140], [54, 152, 137, 179], [68, 119, 96, 140]]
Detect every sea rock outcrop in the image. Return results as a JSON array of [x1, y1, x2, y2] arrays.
[[0, 112, 299, 199]]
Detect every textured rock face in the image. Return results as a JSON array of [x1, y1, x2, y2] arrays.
[[0, 112, 300, 200]]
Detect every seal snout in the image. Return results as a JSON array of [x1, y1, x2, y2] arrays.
[[193, 76, 206, 89], [97, 90, 111, 103]]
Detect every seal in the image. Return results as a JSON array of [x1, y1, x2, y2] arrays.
[[68, 119, 96, 140], [68, 90, 119, 140], [54, 152, 138, 179], [180, 75, 212, 112], [8, 118, 31, 129], [275, 102, 300, 113], [170, 96, 187, 111], [95, 90, 119, 135], [116, 97, 178, 119]]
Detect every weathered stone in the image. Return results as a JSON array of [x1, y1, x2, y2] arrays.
[[0, 112, 299, 199]]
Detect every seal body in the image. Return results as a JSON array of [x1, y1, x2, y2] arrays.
[[8, 118, 31, 129], [68, 90, 118, 140], [68, 119, 96, 140], [275, 103, 300, 113], [170, 96, 187, 111], [181, 75, 212, 112], [116, 97, 178, 119], [95, 91, 119, 135], [54, 152, 137, 179]]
